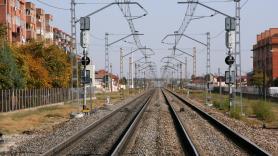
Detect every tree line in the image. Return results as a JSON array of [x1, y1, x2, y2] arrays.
[[0, 25, 72, 89]]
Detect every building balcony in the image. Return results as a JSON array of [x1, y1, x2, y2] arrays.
[[36, 21, 44, 28], [36, 8, 45, 15], [26, 30, 36, 40], [26, 16, 36, 24], [26, 2, 36, 10], [45, 25, 53, 32], [45, 14, 53, 20]]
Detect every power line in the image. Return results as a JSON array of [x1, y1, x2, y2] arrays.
[[76, 2, 111, 5], [36, 0, 70, 10], [90, 34, 105, 41], [211, 30, 225, 39], [202, 0, 233, 3], [241, 0, 249, 9]]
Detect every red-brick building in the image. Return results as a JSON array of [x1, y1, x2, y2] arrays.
[[0, 0, 26, 43], [253, 28, 278, 81], [0, 1, 71, 52], [25, 1, 36, 41]]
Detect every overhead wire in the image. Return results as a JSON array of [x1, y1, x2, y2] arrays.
[[36, 0, 70, 10], [241, 0, 249, 9], [202, 0, 233, 3]]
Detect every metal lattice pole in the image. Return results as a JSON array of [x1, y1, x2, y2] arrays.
[[105, 33, 109, 92], [120, 48, 124, 81], [120, 48, 124, 99], [235, 0, 243, 114], [131, 55, 134, 89], [110, 63, 112, 92], [70, 0, 79, 103], [193, 47, 197, 77], [185, 57, 188, 80], [180, 63, 182, 89], [134, 63, 137, 89], [205, 32, 211, 105], [207, 32, 211, 76], [129, 57, 132, 92]]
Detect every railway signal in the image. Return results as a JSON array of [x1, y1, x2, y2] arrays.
[[81, 56, 90, 66], [80, 17, 91, 113], [225, 56, 235, 66]]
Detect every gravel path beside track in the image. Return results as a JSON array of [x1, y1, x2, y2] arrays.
[[7, 93, 144, 155], [122, 89, 184, 156], [183, 94, 278, 155], [164, 91, 248, 156]]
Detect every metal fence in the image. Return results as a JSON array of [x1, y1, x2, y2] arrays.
[[0, 88, 73, 113]]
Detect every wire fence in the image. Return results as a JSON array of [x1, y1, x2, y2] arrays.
[[0, 88, 79, 113]]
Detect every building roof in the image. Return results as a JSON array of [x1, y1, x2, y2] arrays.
[[95, 69, 119, 80]]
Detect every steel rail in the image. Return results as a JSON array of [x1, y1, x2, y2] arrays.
[[41, 91, 151, 156], [110, 93, 153, 156], [164, 88, 271, 156], [161, 89, 199, 156]]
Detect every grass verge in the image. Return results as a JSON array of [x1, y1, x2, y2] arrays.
[[0, 89, 140, 134], [177, 88, 278, 127]]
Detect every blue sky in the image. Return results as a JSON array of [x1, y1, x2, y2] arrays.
[[29, 0, 278, 78]]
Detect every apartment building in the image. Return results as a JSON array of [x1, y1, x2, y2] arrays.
[[253, 28, 278, 81], [0, 0, 26, 43], [44, 13, 53, 43], [25, 1, 36, 41], [0, 1, 71, 52], [53, 27, 71, 53], [35, 8, 45, 41]]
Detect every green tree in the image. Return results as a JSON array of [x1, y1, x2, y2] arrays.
[[43, 45, 72, 88], [251, 69, 269, 95], [271, 78, 278, 87], [0, 43, 26, 89], [119, 77, 127, 85], [0, 24, 7, 40], [13, 42, 51, 88]]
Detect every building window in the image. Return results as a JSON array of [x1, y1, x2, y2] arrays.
[[26, 9, 31, 15], [15, 0, 20, 10]]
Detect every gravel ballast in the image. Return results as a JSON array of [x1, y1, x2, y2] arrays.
[[165, 91, 248, 156], [178, 92, 278, 155], [4, 92, 145, 155], [122, 89, 184, 155]]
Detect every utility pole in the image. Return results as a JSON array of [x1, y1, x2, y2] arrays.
[[172, 71, 174, 90], [193, 47, 197, 77], [218, 68, 222, 96], [110, 63, 113, 92], [180, 63, 182, 89], [120, 48, 124, 83], [105, 33, 109, 92], [134, 63, 137, 89], [70, 0, 79, 103], [206, 32, 211, 106], [143, 71, 146, 90], [235, 0, 243, 114], [185, 57, 188, 80], [131, 54, 134, 89], [120, 48, 124, 99], [129, 57, 132, 93]]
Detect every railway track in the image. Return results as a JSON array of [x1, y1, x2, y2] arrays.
[[163, 88, 270, 156], [112, 88, 198, 156], [42, 89, 154, 156], [42, 88, 270, 156]]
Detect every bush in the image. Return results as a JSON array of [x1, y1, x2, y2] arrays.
[[252, 101, 275, 122], [213, 98, 229, 111], [230, 106, 242, 120]]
